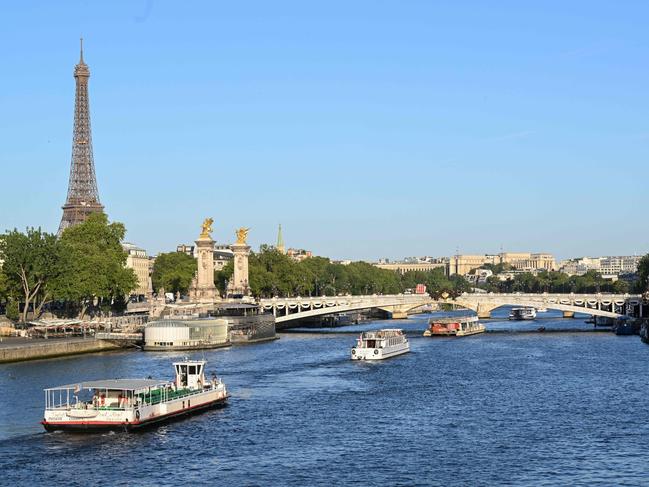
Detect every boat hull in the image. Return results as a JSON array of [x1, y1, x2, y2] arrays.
[[42, 396, 228, 433], [425, 327, 485, 337], [351, 343, 410, 360]]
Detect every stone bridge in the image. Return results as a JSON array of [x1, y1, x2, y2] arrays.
[[259, 294, 432, 326], [129, 293, 644, 327], [259, 292, 644, 326], [448, 293, 645, 319]]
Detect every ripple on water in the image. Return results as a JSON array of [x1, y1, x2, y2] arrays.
[[1, 314, 649, 486]]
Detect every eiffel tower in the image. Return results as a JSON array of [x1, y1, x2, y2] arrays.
[[58, 38, 104, 236]]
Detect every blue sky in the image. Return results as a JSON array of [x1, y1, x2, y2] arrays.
[[1, 1, 648, 260]]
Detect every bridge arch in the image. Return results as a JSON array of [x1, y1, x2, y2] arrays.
[[443, 293, 639, 319], [259, 294, 433, 327]]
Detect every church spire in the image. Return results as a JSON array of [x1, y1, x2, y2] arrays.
[[276, 224, 285, 254]]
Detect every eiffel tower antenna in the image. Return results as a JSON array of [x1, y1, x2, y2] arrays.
[[58, 38, 104, 235]]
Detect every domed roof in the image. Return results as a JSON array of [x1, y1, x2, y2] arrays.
[[146, 320, 190, 328]]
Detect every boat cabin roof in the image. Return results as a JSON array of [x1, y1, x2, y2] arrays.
[[361, 328, 404, 338], [45, 379, 166, 392], [431, 315, 478, 324], [172, 359, 206, 366]]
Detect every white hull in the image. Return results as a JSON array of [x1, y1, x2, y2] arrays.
[[42, 359, 227, 433], [43, 386, 227, 431], [43, 388, 227, 430], [351, 342, 410, 360]]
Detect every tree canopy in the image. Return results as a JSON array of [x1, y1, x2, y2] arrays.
[[638, 254, 649, 293], [480, 269, 630, 294], [0, 214, 137, 320], [0, 227, 60, 322], [215, 247, 469, 298], [151, 252, 197, 295], [54, 213, 137, 317]]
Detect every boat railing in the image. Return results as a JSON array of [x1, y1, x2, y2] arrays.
[[45, 380, 222, 410], [136, 382, 220, 406], [45, 399, 136, 411]]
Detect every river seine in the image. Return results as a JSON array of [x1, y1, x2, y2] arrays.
[[1, 310, 648, 486]]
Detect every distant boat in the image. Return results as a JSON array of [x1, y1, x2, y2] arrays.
[[614, 317, 636, 336], [509, 307, 537, 321], [536, 307, 548, 313], [423, 315, 485, 337]]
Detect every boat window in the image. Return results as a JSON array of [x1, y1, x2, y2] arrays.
[[188, 365, 196, 375]]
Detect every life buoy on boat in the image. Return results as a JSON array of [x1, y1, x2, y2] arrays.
[[351, 349, 356, 355], [373, 349, 379, 355]]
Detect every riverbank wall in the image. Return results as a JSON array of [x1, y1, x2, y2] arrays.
[[0, 338, 121, 364]]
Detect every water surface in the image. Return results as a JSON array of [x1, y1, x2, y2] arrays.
[[1, 311, 647, 486]]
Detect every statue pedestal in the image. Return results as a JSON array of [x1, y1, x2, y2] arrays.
[[228, 243, 251, 297], [190, 234, 219, 304]]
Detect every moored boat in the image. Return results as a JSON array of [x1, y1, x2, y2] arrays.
[[423, 315, 485, 337], [351, 329, 410, 360], [614, 317, 637, 336], [509, 307, 537, 321], [42, 359, 228, 432]]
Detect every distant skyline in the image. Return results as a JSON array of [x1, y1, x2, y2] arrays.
[[1, 1, 648, 261]]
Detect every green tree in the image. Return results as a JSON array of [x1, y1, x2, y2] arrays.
[[151, 252, 197, 296], [637, 254, 649, 293], [54, 213, 137, 318], [482, 262, 513, 275], [294, 256, 336, 296], [0, 270, 8, 303], [215, 261, 233, 296], [248, 247, 299, 297], [0, 227, 60, 322], [5, 299, 19, 321], [612, 279, 629, 294], [400, 268, 469, 298]]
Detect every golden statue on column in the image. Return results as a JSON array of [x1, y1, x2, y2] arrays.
[[235, 227, 250, 245], [229, 227, 251, 297], [200, 218, 214, 238], [189, 217, 219, 303]]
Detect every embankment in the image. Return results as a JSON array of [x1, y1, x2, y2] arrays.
[[0, 338, 121, 363]]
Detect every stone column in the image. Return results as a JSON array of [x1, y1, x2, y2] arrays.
[[230, 243, 251, 296], [194, 233, 219, 303], [476, 302, 492, 319]]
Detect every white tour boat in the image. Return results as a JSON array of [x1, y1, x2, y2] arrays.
[[351, 329, 410, 360], [42, 359, 228, 432], [509, 307, 537, 320]]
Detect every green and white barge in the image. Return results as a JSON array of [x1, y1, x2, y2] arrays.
[[42, 359, 228, 432]]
